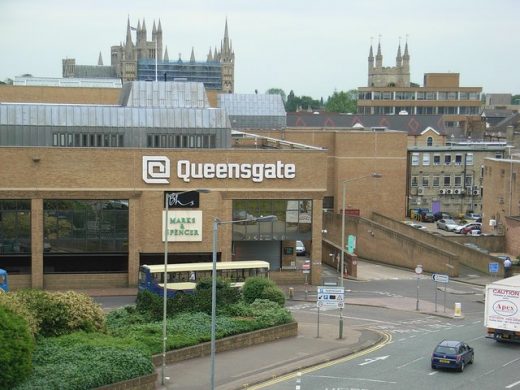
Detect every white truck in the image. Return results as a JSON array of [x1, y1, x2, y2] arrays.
[[484, 274, 520, 343]]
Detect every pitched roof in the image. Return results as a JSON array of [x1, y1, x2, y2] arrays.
[[286, 113, 446, 135]]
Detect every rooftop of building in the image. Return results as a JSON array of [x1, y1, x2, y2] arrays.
[[287, 112, 446, 135]]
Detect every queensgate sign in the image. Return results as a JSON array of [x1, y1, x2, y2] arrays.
[[143, 156, 296, 184]]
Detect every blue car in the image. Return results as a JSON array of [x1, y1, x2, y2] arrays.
[[431, 340, 474, 372]]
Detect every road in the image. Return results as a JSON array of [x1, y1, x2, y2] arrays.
[[255, 272, 520, 390]]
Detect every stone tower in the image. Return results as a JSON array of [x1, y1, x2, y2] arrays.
[[110, 17, 163, 82], [367, 39, 410, 87], [214, 19, 235, 93]]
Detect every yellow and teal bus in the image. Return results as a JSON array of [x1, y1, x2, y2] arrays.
[[0, 268, 8, 293], [138, 260, 270, 297]]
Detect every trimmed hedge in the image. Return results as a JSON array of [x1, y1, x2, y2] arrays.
[[242, 277, 286, 306], [0, 306, 34, 390], [13, 337, 154, 390]]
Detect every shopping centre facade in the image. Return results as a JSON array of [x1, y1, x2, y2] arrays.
[[0, 82, 330, 289]]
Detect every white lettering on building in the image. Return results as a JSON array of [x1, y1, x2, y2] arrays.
[[176, 160, 296, 183]]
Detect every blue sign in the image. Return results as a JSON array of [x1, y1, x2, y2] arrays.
[[489, 262, 499, 273], [347, 235, 356, 254]]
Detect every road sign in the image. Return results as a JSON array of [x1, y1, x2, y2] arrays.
[[317, 286, 345, 309], [432, 273, 449, 283], [302, 261, 311, 274], [489, 262, 499, 273], [415, 265, 423, 275], [347, 235, 356, 254]]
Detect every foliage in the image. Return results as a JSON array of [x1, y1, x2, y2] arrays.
[[0, 306, 34, 390], [285, 90, 322, 112], [242, 277, 285, 306], [325, 90, 358, 113], [194, 277, 241, 314], [135, 289, 194, 320], [13, 289, 105, 337], [266, 88, 287, 104], [0, 293, 39, 336], [14, 336, 153, 390]]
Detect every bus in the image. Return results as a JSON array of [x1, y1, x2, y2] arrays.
[[0, 268, 8, 293], [138, 260, 270, 298]]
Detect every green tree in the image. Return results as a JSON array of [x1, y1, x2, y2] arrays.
[[266, 88, 287, 104], [325, 90, 358, 113], [285, 90, 321, 112]]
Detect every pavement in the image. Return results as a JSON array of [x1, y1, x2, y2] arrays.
[[78, 260, 506, 389]]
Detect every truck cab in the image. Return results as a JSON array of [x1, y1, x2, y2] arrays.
[[0, 268, 8, 292]]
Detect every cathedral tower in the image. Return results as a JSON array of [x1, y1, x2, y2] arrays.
[[367, 39, 410, 87]]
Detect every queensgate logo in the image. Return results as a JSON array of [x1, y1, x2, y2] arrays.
[[142, 156, 296, 184]]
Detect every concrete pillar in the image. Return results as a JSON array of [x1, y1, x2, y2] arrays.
[[31, 198, 44, 289], [311, 198, 323, 285], [127, 197, 139, 287]]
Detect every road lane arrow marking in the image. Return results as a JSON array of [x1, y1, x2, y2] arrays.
[[358, 355, 390, 366]]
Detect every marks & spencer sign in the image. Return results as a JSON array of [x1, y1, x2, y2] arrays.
[[143, 156, 296, 184], [162, 210, 202, 242]]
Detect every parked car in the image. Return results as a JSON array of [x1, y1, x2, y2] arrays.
[[464, 213, 482, 221], [431, 340, 474, 372], [466, 228, 482, 236], [436, 218, 459, 232], [434, 212, 451, 221], [458, 222, 482, 234], [453, 222, 482, 234], [421, 212, 435, 223], [296, 240, 306, 256]]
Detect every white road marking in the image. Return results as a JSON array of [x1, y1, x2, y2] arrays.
[[506, 379, 520, 389], [503, 357, 520, 367], [397, 356, 425, 369], [428, 371, 439, 376], [310, 375, 397, 384], [359, 355, 390, 366]]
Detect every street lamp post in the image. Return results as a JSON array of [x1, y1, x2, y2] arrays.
[[339, 173, 382, 339], [210, 214, 277, 390], [161, 189, 209, 386]]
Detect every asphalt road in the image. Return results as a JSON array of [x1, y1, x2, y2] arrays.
[[257, 280, 520, 390]]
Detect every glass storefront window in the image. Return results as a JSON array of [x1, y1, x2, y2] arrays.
[[232, 199, 313, 241]]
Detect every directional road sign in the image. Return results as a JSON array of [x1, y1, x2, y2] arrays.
[[432, 273, 449, 283], [317, 286, 345, 309]]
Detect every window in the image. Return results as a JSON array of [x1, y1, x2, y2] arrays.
[[427, 137, 433, 146], [455, 154, 463, 165], [454, 175, 462, 187], [411, 176, 418, 187], [447, 92, 457, 100], [438, 92, 447, 100], [425, 92, 436, 100], [433, 176, 440, 187], [465, 175, 473, 187], [433, 154, 441, 165], [444, 154, 452, 165], [411, 153, 420, 166], [495, 152, 503, 159], [422, 176, 429, 187], [466, 153, 473, 165], [422, 153, 430, 166], [443, 175, 451, 186]]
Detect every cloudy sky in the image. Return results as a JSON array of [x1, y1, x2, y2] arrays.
[[1, 0, 518, 99]]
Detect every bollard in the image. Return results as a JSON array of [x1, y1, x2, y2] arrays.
[[453, 302, 462, 318], [288, 287, 294, 299]]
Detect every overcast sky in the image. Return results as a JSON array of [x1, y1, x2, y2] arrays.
[[1, 0, 519, 99]]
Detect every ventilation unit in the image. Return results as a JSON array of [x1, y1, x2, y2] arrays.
[[439, 189, 446, 194], [453, 189, 461, 195], [446, 189, 453, 195], [417, 187, 424, 195], [473, 189, 480, 196]]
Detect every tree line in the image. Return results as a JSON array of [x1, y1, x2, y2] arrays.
[[266, 88, 358, 113]]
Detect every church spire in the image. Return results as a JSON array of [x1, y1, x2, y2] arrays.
[[207, 47, 213, 62], [98, 52, 103, 66], [190, 47, 195, 62], [396, 38, 402, 67], [126, 16, 133, 45], [375, 37, 383, 68], [163, 46, 169, 62]]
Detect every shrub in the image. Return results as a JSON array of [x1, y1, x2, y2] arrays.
[[14, 337, 154, 390], [242, 277, 285, 305], [259, 285, 286, 307], [13, 289, 105, 337], [249, 299, 293, 327], [0, 306, 34, 389], [0, 293, 39, 337], [194, 277, 241, 314]]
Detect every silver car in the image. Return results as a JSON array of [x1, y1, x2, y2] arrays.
[[436, 218, 459, 232]]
